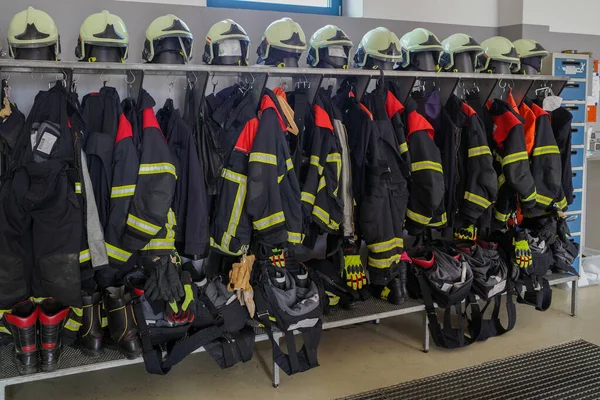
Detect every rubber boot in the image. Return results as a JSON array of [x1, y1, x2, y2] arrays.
[[397, 262, 409, 303], [371, 277, 405, 305], [4, 300, 39, 375], [39, 299, 70, 372], [104, 286, 142, 360], [77, 293, 104, 358]]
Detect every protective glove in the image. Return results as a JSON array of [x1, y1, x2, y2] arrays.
[[166, 270, 196, 325], [342, 240, 367, 291], [513, 234, 533, 269], [228, 254, 256, 318], [144, 256, 169, 301], [143, 254, 184, 303], [164, 253, 185, 303], [454, 225, 477, 241], [269, 248, 286, 268]]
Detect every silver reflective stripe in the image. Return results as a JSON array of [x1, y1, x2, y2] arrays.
[[126, 214, 161, 236], [139, 163, 177, 177]]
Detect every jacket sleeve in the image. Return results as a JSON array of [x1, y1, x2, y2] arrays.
[[404, 104, 445, 235], [181, 124, 208, 256], [529, 105, 565, 214], [551, 107, 574, 207], [461, 111, 497, 224], [122, 108, 177, 252], [246, 108, 288, 247]]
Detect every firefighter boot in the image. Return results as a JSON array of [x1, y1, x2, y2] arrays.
[[397, 262, 409, 302], [4, 300, 39, 375], [39, 299, 70, 372], [77, 293, 104, 358], [371, 277, 405, 305], [104, 286, 142, 360]]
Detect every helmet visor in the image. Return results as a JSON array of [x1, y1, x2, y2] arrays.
[[218, 39, 242, 57]]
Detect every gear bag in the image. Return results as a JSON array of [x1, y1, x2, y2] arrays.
[[127, 270, 223, 375], [253, 259, 323, 375], [305, 258, 359, 313], [456, 240, 517, 341], [408, 245, 482, 349]]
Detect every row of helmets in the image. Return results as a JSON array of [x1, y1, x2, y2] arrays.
[[6, 7, 549, 74]]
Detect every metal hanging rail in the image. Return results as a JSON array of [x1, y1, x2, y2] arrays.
[[0, 59, 569, 105]]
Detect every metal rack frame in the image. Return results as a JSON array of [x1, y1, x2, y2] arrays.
[[0, 60, 574, 398]]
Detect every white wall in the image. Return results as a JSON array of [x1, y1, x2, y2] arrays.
[[497, 0, 524, 26], [523, 0, 600, 35], [349, 0, 499, 27]]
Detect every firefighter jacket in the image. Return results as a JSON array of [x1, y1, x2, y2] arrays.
[[210, 89, 258, 256], [521, 99, 566, 214], [485, 99, 536, 225], [120, 90, 177, 257], [437, 95, 497, 230], [550, 106, 575, 207], [342, 82, 407, 284], [246, 89, 305, 249], [387, 85, 445, 235], [157, 99, 209, 257], [300, 88, 344, 236]]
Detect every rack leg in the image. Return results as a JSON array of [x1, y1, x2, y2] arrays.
[[571, 280, 578, 317], [0, 383, 6, 400], [272, 334, 280, 388], [423, 313, 430, 353]]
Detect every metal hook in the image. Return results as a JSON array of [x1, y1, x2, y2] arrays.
[[30, 72, 44, 82], [166, 74, 176, 86], [125, 71, 135, 85], [0, 73, 10, 82], [99, 72, 109, 86], [187, 71, 197, 87], [211, 72, 219, 92]]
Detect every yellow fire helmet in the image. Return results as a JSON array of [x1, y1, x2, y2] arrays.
[[354, 27, 402, 68], [203, 19, 250, 65], [439, 33, 483, 71], [257, 17, 306, 65], [399, 28, 443, 69], [142, 14, 193, 63], [75, 10, 129, 62], [513, 39, 549, 74], [477, 36, 520, 73], [307, 25, 353, 68], [8, 7, 60, 60]]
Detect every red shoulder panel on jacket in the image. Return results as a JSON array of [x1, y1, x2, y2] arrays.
[[407, 111, 434, 140], [385, 90, 405, 119], [115, 113, 133, 145], [142, 108, 167, 142], [412, 253, 435, 268], [492, 110, 521, 149], [461, 102, 476, 118], [259, 95, 287, 132], [530, 102, 549, 119], [313, 104, 334, 132], [235, 117, 259, 153]]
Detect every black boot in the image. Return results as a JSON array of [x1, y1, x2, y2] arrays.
[[4, 300, 39, 375], [39, 299, 70, 372], [372, 277, 405, 305], [77, 293, 104, 357], [398, 262, 408, 302], [104, 286, 142, 360]]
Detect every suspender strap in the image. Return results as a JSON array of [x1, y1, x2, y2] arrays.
[[517, 277, 552, 311]]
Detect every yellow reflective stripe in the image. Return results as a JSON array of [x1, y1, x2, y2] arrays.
[[106, 243, 132, 263], [111, 184, 136, 198], [399, 142, 408, 154], [468, 146, 492, 158], [223, 175, 247, 251], [502, 151, 529, 167], [139, 163, 177, 178], [557, 197, 568, 210], [79, 249, 91, 264], [141, 239, 176, 251], [71, 307, 83, 317], [301, 191, 316, 205], [536, 194, 553, 206], [288, 231, 304, 244], [210, 237, 243, 256], [411, 161, 443, 174], [249, 152, 277, 166], [222, 168, 247, 184], [522, 190, 537, 203], [127, 214, 161, 236], [253, 211, 285, 231], [429, 212, 447, 227], [64, 319, 82, 332], [101, 317, 108, 328], [406, 209, 432, 225], [75, 182, 82, 194], [367, 237, 404, 253], [278, 174, 284, 184], [0, 326, 9, 334], [464, 192, 492, 209], [326, 153, 342, 163], [310, 155, 324, 174], [498, 174, 506, 189], [286, 158, 294, 171], [318, 176, 326, 192], [368, 254, 401, 269], [30, 297, 46, 304], [313, 205, 340, 230], [532, 145, 560, 157], [495, 210, 510, 222]]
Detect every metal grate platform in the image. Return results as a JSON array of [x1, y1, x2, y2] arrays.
[[339, 339, 600, 400], [323, 298, 424, 330]]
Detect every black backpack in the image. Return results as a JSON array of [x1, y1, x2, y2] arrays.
[[253, 259, 323, 375]]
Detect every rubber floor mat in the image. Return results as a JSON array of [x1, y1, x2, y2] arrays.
[[339, 340, 600, 400]]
